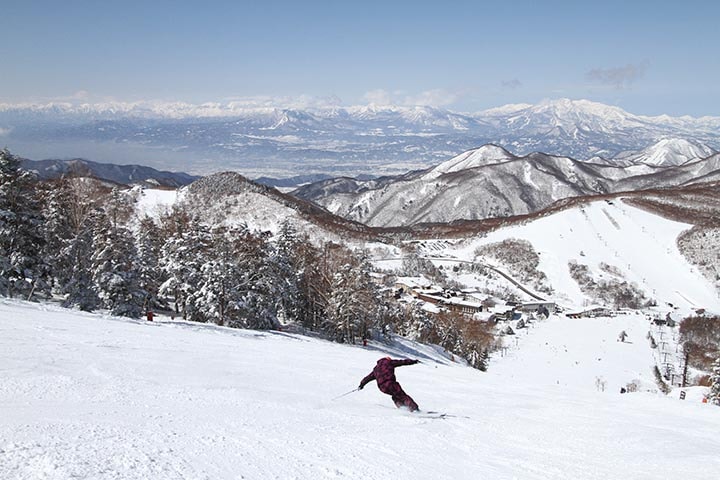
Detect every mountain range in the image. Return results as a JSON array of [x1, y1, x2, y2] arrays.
[[20, 157, 199, 188], [293, 139, 720, 227], [137, 168, 720, 306], [3, 98, 719, 177]]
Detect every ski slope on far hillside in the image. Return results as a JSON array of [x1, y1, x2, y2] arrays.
[[443, 199, 720, 313], [2, 299, 719, 480]]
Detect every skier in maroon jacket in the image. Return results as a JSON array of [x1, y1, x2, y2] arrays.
[[358, 357, 420, 411]]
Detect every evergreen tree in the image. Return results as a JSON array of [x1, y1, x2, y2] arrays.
[[163, 222, 282, 329], [186, 225, 248, 326], [160, 217, 213, 320], [46, 178, 109, 311], [38, 180, 75, 294], [136, 216, 165, 311], [709, 358, 720, 406], [404, 302, 435, 341], [273, 221, 302, 324], [325, 260, 376, 343], [62, 210, 101, 311], [0, 149, 47, 299], [291, 238, 328, 331], [226, 226, 280, 329], [90, 209, 145, 318]]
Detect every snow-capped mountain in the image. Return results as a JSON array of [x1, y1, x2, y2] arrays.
[[3, 99, 719, 177], [295, 151, 612, 227], [612, 138, 716, 167], [294, 144, 720, 227], [160, 171, 377, 242], [421, 144, 515, 179], [476, 99, 720, 161]]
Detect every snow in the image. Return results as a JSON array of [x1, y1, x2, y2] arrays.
[[2, 299, 719, 480], [440, 200, 720, 313], [614, 138, 715, 167], [422, 145, 513, 179], [133, 188, 181, 220]]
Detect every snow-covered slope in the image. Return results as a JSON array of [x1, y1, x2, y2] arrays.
[[613, 138, 716, 167], [296, 149, 617, 227], [421, 144, 515, 179], [295, 140, 720, 227], [434, 199, 720, 313], [132, 172, 375, 244], [2, 299, 718, 480]]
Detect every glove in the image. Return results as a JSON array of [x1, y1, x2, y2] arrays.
[[358, 384, 364, 390], [412, 359, 420, 364]]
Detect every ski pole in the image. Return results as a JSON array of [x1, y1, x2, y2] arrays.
[[331, 388, 359, 401]]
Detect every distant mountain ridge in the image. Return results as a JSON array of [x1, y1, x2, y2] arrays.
[[293, 140, 720, 227], [610, 138, 715, 167], [21, 157, 200, 188], [3, 98, 719, 177]]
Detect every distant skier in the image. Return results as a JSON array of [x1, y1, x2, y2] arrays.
[[358, 357, 420, 411]]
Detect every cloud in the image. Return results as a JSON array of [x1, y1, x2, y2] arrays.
[[363, 89, 396, 105], [586, 63, 648, 89], [501, 78, 522, 90], [0, 127, 12, 137], [70, 90, 91, 100], [363, 88, 462, 107], [404, 89, 459, 107], [222, 95, 343, 110]]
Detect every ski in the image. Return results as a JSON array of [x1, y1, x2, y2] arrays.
[[416, 411, 447, 419], [422, 410, 470, 419]]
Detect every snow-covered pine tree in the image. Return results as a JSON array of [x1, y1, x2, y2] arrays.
[[326, 264, 364, 343], [370, 292, 406, 340], [405, 302, 435, 342], [0, 149, 47, 299], [289, 237, 327, 331], [186, 225, 248, 326], [136, 216, 165, 311], [46, 178, 111, 310], [159, 216, 213, 320], [325, 258, 377, 344], [38, 180, 75, 294], [709, 358, 720, 406], [62, 210, 102, 311], [273, 221, 303, 324], [90, 207, 145, 318], [226, 226, 280, 330], [430, 310, 463, 353]]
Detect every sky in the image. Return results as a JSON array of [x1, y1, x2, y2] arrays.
[[2, 0, 719, 116]]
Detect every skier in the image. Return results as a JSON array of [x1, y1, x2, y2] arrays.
[[358, 357, 420, 411]]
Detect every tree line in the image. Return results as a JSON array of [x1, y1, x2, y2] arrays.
[[0, 149, 496, 369]]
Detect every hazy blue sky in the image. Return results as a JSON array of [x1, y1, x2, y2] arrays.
[[2, 0, 718, 116]]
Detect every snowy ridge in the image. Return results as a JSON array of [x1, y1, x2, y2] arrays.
[[614, 138, 716, 167], [295, 140, 720, 227], [421, 144, 515, 179]]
